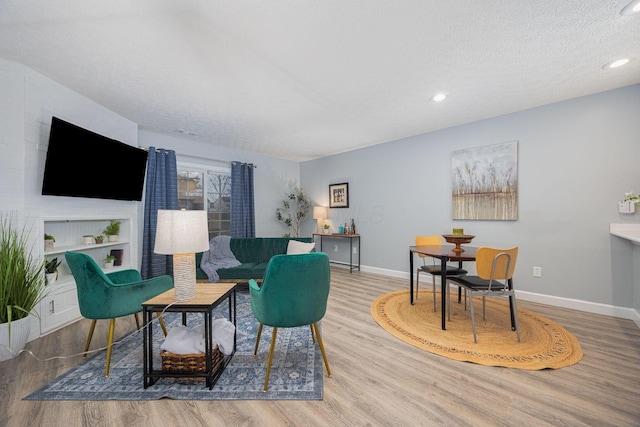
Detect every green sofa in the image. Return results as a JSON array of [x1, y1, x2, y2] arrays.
[[195, 237, 314, 282]]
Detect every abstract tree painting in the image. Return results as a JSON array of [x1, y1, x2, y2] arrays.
[[451, 141, 518, 220]]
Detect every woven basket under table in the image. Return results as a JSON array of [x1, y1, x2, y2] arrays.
[[160, 346, 224, 381]]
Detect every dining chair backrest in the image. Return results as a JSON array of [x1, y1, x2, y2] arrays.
[[475, 246, 518, 282], [415, 235, 443, 258]]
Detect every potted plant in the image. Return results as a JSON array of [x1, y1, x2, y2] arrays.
[[103, 220, 121, 242], [44, 233, 55, 250], [275, 185, 311, 237], [323, 223, 331, 234], [94, 235, 104, 244], [103, 254, 116, 268], [619, 191, 640, 214], [45, 257, 62, 285], [1, 214, 48, 361]]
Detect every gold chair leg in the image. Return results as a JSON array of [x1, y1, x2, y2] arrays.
[[134, 313, 140, 331], [310, 325, 316, 344], [156, 313, 168, 336], [254, 323, 263, 356], [104, 318, 116, 377], [83, 319, 97, 359], [312, 322, 332, 378], [263, 327, 278, 392]]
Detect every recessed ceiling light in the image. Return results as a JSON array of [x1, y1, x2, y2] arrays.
[[603, 58, 630, 69], [621, 0, 640, 15], [431, 93, 447, 102]]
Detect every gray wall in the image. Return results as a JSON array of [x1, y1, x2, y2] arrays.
[[301, 85, 640, 319]]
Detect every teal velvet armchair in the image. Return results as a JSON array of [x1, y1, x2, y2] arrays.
[[65, 251, 173, 377], [249, 252, 332, 391]]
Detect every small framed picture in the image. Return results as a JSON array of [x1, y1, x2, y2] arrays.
[[329, 183, 349, 208]]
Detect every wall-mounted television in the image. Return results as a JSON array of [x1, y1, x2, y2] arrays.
[[42, 117, 148, 201]]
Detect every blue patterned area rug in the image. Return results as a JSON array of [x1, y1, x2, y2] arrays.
[[24, 289, 323, 401]]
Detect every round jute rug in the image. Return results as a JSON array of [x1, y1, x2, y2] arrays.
[[371, 290, 583, 370]]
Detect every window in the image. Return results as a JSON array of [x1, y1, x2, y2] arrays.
[[177, 164, 231, 240]]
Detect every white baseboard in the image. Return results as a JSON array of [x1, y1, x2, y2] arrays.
[[358, 265, 640, 328]]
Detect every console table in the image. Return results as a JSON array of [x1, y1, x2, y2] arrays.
[[313, 233, 360, 273], [142, 282, 237, 389]]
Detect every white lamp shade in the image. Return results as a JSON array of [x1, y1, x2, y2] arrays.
[[154, 210, 210, 255], [313, 206, 328, 220]]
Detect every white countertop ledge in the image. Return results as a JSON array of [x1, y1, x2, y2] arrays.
[[610, 223, 640, 245]]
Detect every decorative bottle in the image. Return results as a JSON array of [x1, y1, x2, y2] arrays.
[[350, 218, 356, 234]]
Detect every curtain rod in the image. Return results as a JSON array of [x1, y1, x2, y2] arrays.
[[142, 147, 257, 168]]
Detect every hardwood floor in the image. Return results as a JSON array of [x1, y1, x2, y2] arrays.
[[1, 267, 639, 426]]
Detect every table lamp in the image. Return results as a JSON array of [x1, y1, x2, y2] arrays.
[[154, 209, 209, 302], [313, 206, 328, 234]]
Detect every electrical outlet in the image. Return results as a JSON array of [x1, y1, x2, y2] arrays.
[[353, 247, 357, 254], [333, 245, 338, 252], [533, 266, 542, 278]]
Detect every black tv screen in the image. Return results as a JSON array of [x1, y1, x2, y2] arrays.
[[42, 117, 148, 201]]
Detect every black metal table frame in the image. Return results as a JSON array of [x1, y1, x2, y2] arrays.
[[315, 233, 361, 273], [409, 245, 476, 330], [142, 287, 237, 389]]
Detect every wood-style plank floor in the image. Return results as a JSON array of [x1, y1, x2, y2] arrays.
[[1, 267, 639, 426]]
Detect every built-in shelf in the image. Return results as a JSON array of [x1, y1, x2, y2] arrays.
[[45, 240, 129, 256], [610, 223, 640, 246], [41, 216, 133, 335]]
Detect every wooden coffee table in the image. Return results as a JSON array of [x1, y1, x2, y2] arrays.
[[141, 282, 237, 389]]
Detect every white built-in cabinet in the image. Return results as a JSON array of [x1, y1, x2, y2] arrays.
[[41, 217, 133, 334]]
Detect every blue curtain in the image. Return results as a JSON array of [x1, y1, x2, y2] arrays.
[[141, 147, 178, 279], [231, 162, 256, 238]]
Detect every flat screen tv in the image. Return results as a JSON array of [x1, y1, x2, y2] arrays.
[[42, 117, 148, 201]]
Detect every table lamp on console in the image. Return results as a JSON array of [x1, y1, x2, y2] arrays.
[[313, 206, 328, 234], [154, 209, 209, 302]]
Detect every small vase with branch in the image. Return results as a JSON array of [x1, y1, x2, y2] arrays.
[[619, 191, 640, 213]]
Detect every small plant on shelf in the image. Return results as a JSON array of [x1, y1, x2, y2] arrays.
[[103, 220, 121, 242], [45, 257, 62, 275], [44, 233, 55, 250], [94, 235, 104, 244], [103, 254, 116, 268], [44, 257, 62, 285]]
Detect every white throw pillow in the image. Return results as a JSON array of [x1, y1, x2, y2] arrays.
[[287, 240, 316, 255]]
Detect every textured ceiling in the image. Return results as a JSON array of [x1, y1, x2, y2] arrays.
[[1, 1, 639, 161]]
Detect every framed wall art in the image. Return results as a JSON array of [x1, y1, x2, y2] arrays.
[[451, 141, 518, 220], [329, 183, 349, 208]]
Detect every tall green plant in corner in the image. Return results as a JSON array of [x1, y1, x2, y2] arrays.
[[0, 213, 48, 329], [275, 185, 312, 237]]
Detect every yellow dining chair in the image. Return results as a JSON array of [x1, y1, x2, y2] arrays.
[[447, 246, 520, 343], [415, 235, 467, 313]]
